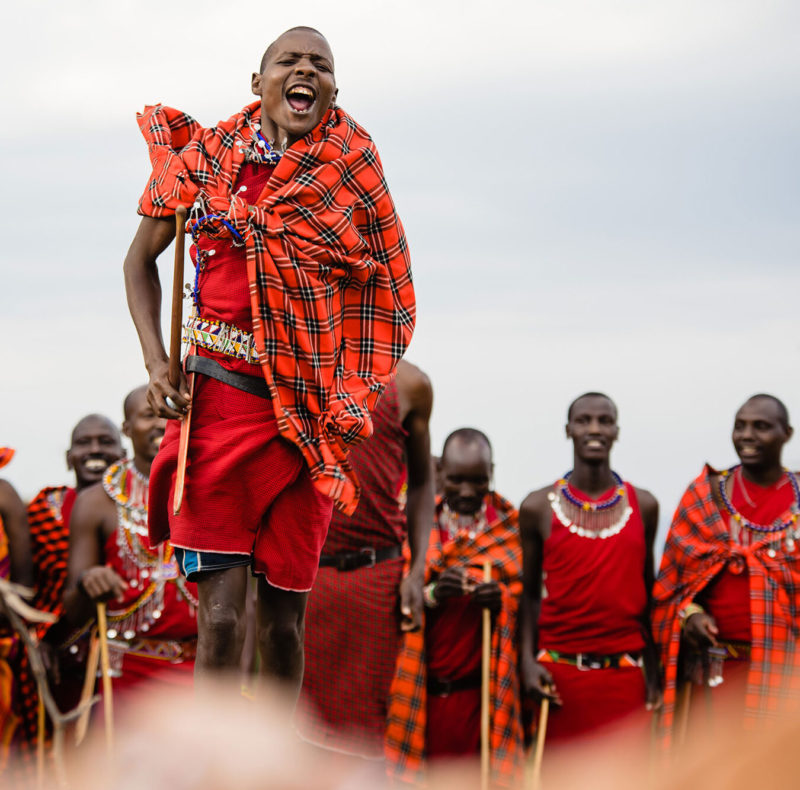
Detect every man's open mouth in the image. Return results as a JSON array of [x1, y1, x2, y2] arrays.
[[285, 85, 316, 113], [83, 458, 109, 473]]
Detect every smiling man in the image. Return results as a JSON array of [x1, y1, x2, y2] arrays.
[[518, 393, 660, 759], [653, 394, 800, 743], [54, 386, 198, 701], [123, 27, 415, 698]]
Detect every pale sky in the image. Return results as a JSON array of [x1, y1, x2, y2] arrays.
[[2, 0, 799, 548]]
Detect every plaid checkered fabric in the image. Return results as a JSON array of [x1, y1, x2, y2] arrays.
[[652, 465, 800, 744], [385, 493, 524, 787], [137, 102, 415, 515]]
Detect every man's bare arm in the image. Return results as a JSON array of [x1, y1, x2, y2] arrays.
[[0, 480, 33, 587], [636, 486, 663, 708], [518, 489, 561, 702], [123, 215, 190, 419], [396, 361, 435, 632]]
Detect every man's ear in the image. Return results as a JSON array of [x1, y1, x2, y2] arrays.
[[122, 420, 132, 440], [565, 423, 572, 440], [330, 87, 339, 108], [65, 450, 73, 472], [251, 72, 262, 97]]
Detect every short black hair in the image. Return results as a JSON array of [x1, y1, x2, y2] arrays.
[[567, 392, 617, 422], [743, 393, 791, 432], [70, 414, 120, 446], [259, 26, 329, 73], [441, 428, 493, 460]]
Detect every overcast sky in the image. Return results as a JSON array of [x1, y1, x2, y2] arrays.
[[2, 1, 799, 547]]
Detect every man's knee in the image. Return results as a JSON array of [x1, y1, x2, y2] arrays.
[[200, 600, 246, 649], [257, 615, 304, 654]]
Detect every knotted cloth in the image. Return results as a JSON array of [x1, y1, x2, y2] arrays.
[[137, 102, 415, 513]]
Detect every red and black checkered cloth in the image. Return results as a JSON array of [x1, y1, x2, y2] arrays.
[[137, 102, 415, 515], [652, 465, 800, 743], [385, 493, 525, 787]]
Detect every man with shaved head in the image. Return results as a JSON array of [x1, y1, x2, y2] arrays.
[[124, 26, 415, 699], [51, 386, 197, 705], [385, 429, 526, 786], [654, 394, 800, 742], [519, 393, 660, 758]]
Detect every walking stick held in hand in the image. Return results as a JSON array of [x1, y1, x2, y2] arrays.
[[170, 206, 193, 515], [481, 559, 492, 790], [96, 602, 114, 755], [530, 694, 549, 790]]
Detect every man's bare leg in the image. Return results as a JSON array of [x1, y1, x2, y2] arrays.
[[256, 577, 308, 703], [195, 566, 249, 678]]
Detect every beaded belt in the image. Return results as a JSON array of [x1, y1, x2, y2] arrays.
[[110, 637, 197, 664], [537, 648, 643, 670], [183, 314, 259, 364]]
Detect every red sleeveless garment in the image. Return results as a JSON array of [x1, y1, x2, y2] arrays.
[[703, 469, 795, 642], [538, 480, 649, 748], [104, 460, 197, 695], [299, 380, 408, 757]]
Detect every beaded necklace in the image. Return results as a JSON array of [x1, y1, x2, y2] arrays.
[[548, 470, 632, 539], [718, 465, 800, 551], [439, 501, 488, 542], [102, 460, 197, 640]]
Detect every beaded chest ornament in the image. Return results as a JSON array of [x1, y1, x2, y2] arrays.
[[439, 501, 488, 542], [548, 471, 633, 539], [718, 465, 800, 553]]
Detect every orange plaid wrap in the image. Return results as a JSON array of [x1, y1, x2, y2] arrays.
[[137, 102, 415, 514], [385, 493, 524, 787], [652, 465, 800, 743]]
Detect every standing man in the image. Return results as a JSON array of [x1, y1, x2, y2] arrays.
[[28, 415, 123, 621], [298, 359, 434, 758], [14, 417, 123, 754], [653, 394, 800, 741], [123, 26, 415, 697], [385, 429, 525, 788], [56, 386, 197, 695], [519, 393, 660, 750]]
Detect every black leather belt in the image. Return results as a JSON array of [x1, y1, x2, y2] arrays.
[[186, 354, 271, 399], [318, 544, 402, 571], [427, 671, 482, 697]]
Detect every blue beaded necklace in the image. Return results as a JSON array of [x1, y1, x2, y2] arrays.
[[557, 470, 626, 513], [717, 465, 800, 535]]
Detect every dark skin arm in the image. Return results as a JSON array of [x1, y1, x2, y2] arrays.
[[55, 484, 126, 637], [0, 480, 33, 587], [518, 488, 562, 704], [395, 361, 435, 632], [123, 215, 191, 420], [635, 486, 662, 710]]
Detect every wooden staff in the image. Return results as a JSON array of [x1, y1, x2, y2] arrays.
[[96, 603, 114, 754], [36, 696, 45, 787], [530, 696, 549, 790], [676, 680, 692, 747], [170, 206, 193, 515], [480, 559, 492, 790], [75, 627, 101, 746]]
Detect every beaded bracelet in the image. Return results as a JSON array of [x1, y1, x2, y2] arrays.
[[423, 582, 438, 608], [680, 602, 705, 627]]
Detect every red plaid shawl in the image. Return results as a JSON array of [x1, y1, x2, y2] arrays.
[[137, 102, 415, 514], [385, 493, 524, 787], [652, 466, 800, 740]]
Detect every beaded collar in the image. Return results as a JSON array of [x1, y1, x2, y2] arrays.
[[718, 465, 800, 551], [439, 501, 488, 542], [548, 470, 633, 539]]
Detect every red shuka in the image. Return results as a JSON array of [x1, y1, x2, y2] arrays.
[[137, 102, 416, 514]]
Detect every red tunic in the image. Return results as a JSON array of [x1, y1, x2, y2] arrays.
[[538, 481, 648, 746], [703, 470, 795, 642], [148, 162, 333, 590], [298, 382, 408, 757]]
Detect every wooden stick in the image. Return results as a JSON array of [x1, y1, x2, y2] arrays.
[[480, 559, 492, 790], [676, 680, 692, 748], [36, 695, 45, 787], [531, 697, 549, 790], [75, 627, 101, 746], [173, 366, 195, 515], [96, 603, 114, 755], [168, 205, 188, 389]]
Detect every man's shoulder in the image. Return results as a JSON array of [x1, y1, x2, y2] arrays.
[[519, 485, 553, 521]]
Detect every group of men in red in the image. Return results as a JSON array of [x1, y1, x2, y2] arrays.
[[1, 24, 799, 788]]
